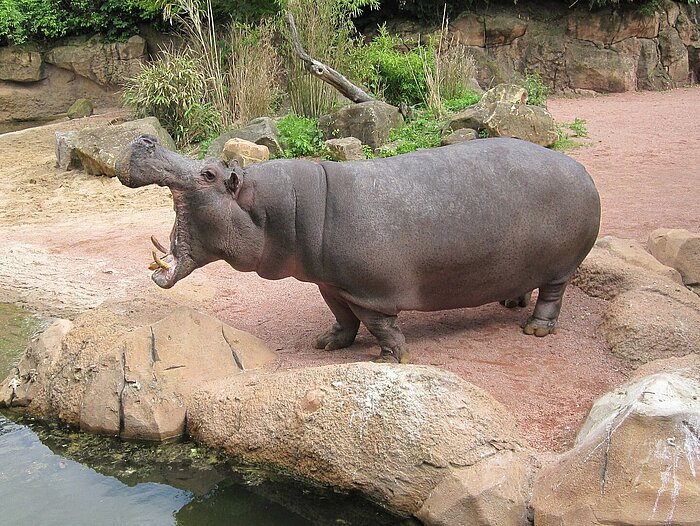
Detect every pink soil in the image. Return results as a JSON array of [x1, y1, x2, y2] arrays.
[[1, 87, 698, 452]]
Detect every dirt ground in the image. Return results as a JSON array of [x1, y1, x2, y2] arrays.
[[1, 87, 698, 452]]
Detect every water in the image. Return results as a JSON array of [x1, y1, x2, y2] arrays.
[[0, 305, 408, 526]]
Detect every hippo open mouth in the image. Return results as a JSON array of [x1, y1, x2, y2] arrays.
[[115, 135, 202, 289]]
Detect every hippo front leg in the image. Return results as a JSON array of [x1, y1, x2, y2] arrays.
[[348, 304, 410, 364], [315, 285, 360, 351]]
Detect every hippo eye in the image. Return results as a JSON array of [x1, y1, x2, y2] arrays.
[[202, 170, 216, 182]]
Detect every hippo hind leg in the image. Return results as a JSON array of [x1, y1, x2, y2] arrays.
[[348, 304, 410, 364], [522, 277, 569, 337], [500, 291, 532, 309], [315, 286, 361, 351]]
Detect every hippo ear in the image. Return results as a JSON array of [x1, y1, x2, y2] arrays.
[[226, 166, 242, 195]]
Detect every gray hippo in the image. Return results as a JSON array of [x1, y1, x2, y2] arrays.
[[116, 135, 600, 363]]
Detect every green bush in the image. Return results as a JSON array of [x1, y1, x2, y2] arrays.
[[522, 71, 549, 106], [276, 114, 327, 158], [0, 0, 160, 44], [122, 51, 221, 147], [349, 26, 431, 107]]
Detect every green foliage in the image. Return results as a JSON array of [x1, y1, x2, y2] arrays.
[[0, 0, 160, 44], [552, 118, 589, 151], [380, 108, 443, 156], [349, 26, 430, 107], [443, 92, 481, 112], [522, 71, 549, 106], [122, 51, 221, 147], [276, 114, 327, 158]]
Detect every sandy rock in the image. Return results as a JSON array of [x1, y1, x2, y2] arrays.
[[599, 287, 700, 367], [222, 138, 269, 168], [415, 450, 532, 526], [0, 319, 73, 408], [451, 14, 485, 46], [325, 137, 365, 161], [659, 26, 690, 85], [567, 10, 660, 44], [532, 371, 700, 526], [648, 228, 700, 286], [319, 101, 404, 150], [572, 236, 683, 300], [0, 306, 276, 441], [444, 84, 556, 146], [0, 46, 44, 82], [484, 102, 558, 147], [73, 117, 175, 176], [484, 14, 528, 47], [574, 236, 700, 367], [187, 363, 527, 516], [632, 352, 700, 379]]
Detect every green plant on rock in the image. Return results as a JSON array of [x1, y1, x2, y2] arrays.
[[522, 71, 549, 106], [276, 114, 327, 158], [122, 49, 221, 147]]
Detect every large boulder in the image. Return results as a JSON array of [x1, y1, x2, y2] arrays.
[[532, 368, 700, 525], [319, 101, 404, 150], [567, 10, 660, 44], [0, 45, 44, 82], [187, 363, 531, 518], [658, 26, 690, 85], [45, 35, 147, 87], [72, 117, 175, 176], [444, 84, 558, 147], [648, 228, 700, 287], [0, 307, 276, 441], [206, 117, 282, 160], [573, 236, 700, 367]]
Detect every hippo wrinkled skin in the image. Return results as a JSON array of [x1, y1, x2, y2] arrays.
[[116, 135, 600, 363]]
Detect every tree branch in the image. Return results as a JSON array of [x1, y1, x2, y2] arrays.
[[285, 12, 375, 104]]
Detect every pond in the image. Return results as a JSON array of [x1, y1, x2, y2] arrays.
[[0, 304, 409, 526]]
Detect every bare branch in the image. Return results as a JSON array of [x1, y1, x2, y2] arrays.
[[285, 12, 375, 104]]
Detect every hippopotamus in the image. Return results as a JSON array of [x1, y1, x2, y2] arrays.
[[115, 135, 600, 363]]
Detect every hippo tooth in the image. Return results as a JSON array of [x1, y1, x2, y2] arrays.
[[151, 235, 168, 253], [151, 251, 171, 270]]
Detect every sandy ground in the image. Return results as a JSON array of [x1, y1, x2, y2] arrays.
[[1, 87, 698, 452]]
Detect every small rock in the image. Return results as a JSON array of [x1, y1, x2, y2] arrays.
[[206, 117, 282, 160], [325, 137, 365, 161], [441, 128, 478, 146], [55, 131, 82, 171], [67, 98, 94, 119], [222, 138, 269, 168]]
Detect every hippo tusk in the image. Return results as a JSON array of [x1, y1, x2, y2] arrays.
[[151, 251, 171, 270], [151, 235, 168, 253]]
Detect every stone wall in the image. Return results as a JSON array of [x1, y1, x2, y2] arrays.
[[385, 0, 699, 94], [0, 35, 147, 125]]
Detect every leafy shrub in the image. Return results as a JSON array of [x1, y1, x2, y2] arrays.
[[0, 0, 160, 44], [349, 26, 430, 107], [522, 71, 549, 106], [276, 114, 327, 158], [122, 50, 221, 147]]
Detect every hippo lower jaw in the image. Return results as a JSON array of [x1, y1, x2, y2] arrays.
[[149, 205, 198, 289]]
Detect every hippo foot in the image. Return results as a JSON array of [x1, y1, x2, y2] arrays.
[[373, 346, 411, 364], [522, 316, 558, 337], [500, 292, 532, 309], [314, 324, 357, 351]]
